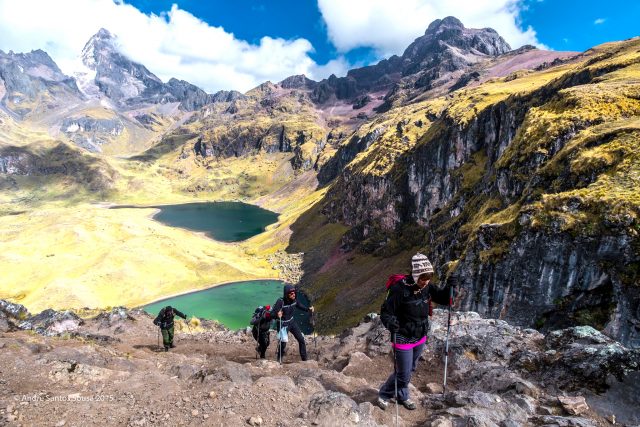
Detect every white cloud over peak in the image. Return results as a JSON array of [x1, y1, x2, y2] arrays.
[[0, 0, 349, 93], [594, 18, 606, 25], [317, 0, 544, 56]]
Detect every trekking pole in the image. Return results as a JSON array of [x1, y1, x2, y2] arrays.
[[443, 283, 455, 396], [311, 311, 318, 361], [392, 331, 399, 427], [157, 327, 161, 351], [278, 317, 282, 365]]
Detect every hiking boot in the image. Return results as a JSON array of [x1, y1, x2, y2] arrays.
[[170, 343, 176, 348], [164, 346, 169, 352], [376, 397, 389, 410], [399, 399, 417, 410]]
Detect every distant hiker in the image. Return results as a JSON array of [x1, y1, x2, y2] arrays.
[[271, 284, 314, 362], [153, 305, 188, 352], [376, 253, 456, 411], [250, 305, 272, 359]]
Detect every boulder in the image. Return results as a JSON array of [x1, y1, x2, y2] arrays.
[[0, 299, 30, 320], [19, 309, 82, 336], [307, 391, 382, 427], [341, 351, 372, 376], [0, 310, 10, 332], [94, 307, 135, 330], [558, 396, 589, 416]]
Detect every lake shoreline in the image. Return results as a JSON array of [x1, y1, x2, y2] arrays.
[[110, 201, 280, 243], [138, 277, 284, 309]]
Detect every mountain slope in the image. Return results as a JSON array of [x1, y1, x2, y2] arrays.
[[294, 37, 640, 347]]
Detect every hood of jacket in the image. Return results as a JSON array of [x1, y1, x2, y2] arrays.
[[283, 284, 296, 300]]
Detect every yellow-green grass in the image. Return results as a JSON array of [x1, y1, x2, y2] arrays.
[[0, 119, 326, 313], [0, 203, 277, 312]]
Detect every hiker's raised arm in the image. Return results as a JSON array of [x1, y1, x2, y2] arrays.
[[430, 274, 458, 306]]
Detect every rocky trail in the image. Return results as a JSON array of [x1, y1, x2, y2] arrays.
[[1, 301, 639, 427]]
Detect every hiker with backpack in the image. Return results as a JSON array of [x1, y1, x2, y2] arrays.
[[376, 253, 457, 411], [250, 305, 272, 359], [153, 305, 188, 352], [271, 283, 314, 362]]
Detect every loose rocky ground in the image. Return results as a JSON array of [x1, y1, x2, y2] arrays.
[[1, 301, 639, 427]]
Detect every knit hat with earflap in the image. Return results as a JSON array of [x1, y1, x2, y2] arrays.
[[411, 253, 434, 282]]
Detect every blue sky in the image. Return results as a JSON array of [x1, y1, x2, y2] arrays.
[[520, 0, 640, 52], [0, 0, 638, 92], [125, 0, 640, 64]]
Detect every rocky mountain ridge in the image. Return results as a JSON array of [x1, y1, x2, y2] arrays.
[[295, 36, 640, 348], [1, 300, 639, 426], [77, 28, 213, 112]]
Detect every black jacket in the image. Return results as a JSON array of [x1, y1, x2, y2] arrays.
[[271, 284, 310, 327], [153, 307, 186, 329], [381, 277, 452, 340]]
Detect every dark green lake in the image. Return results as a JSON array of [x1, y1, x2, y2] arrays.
[[143, 280, 314, 332], [153, 201, 279, 242], [113, 201, 279, 242]]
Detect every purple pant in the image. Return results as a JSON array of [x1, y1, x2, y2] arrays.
[[378, 341, 426, 402]]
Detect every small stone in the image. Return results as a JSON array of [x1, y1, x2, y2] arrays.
[[7, 415, 17, 422], [203, 414, 209, 420], [431, 416, 453, 427], [182, 397, 190, 402], [538, 406, 554, 415], [247, 416, 263, 426], [191, 409, 199, 417], [208, 391, 216, 399], [558, 396, 589, 416], [425, 382, 443, 394], [55, 421, 66, 427]]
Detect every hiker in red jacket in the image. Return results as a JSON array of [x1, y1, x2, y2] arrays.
[[377, 253, 455, 411]]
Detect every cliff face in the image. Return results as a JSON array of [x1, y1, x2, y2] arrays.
[[305, 38, 640, 347]]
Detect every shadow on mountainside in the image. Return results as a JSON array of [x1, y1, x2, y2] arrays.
[[0, 141, 117, 193], [127, 132, 198, 162]]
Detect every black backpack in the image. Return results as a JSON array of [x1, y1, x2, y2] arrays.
[[251, 306, 272, 341]]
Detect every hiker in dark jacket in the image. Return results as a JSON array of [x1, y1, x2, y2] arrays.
[[271, 284, 314, 361], [153, 306, 188, 352], [250, 305, 272, 359], [377, 253, 455, 411]]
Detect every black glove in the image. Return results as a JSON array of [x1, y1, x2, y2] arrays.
[[386, 316, 400, 333], [447, 274, 460, 297]]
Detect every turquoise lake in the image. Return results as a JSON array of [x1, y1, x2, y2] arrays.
[[143, 280, 314, 332]]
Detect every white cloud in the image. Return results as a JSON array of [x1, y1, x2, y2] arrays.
[[317, 0, 545, 57], [0, 0, 342, 93], [594, 18, 606, 25]]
